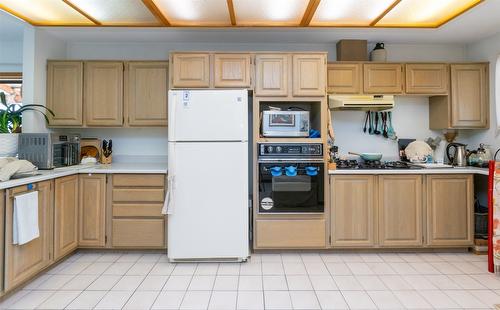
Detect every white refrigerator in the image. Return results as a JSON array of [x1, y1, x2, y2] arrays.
[[165, 89, 249, 262]]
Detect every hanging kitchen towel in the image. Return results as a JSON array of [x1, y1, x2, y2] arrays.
[[492, 161, 500, 274], [162, 175, 174, 215], [13, 191, 39, 245]]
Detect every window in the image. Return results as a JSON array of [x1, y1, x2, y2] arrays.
[[0, 72, 23, 109]]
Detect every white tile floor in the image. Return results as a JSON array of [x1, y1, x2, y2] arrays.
[[0, 251, 499, 309]]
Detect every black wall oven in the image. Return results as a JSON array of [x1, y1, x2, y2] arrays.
[[257, 143, 324, 214]]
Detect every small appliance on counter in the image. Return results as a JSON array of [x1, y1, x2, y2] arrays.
[[468, 143, 492, 167], [262, 110, 310, 137], [446, 142, 467, 167], [18, 133, 80, 169]]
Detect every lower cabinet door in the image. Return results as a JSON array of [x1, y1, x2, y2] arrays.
[[255, 219, 326, 249], [4, 181, 53, 291], [54, 175, 79, 260], [330, 175, 376, 247], [112, 219, 165, 248], [426, 174, 474, 246], [378, 175, 423, 247], [79, 174, 106, 247]]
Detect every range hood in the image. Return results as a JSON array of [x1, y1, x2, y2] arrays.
[[329, 95, 395, 111]]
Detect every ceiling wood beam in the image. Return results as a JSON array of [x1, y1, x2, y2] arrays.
[[62, 0, 101, 25], [141, 0, 170, 26], [370, 0, 401, 26], [227, 0, 237, 26], [300, 0, 321, 27]]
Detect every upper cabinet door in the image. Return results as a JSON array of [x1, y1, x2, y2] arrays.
[[292, 54, 326, 97], [327, 63, 362, 94], [46, 61, 83, 126], [84, 62, 124, 127], [450, 64, 489, 128], [214, 54, 252, 88], [125, 61, 168, 127], [363, 63, 403, 94], [255, 54, 288, 97], [405, 64, 449, 95], [171, 53, 210, 88]]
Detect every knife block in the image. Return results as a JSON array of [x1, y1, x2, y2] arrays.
[[101, 154, 112, 164]]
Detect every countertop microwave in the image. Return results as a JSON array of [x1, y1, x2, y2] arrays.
[[262, 111, 310, 137]]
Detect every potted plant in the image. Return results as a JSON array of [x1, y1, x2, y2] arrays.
[[0, 92, 54, 157]]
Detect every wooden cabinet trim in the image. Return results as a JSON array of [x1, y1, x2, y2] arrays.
[[79, 174, 106, 247], [54, 175, 79, 260]]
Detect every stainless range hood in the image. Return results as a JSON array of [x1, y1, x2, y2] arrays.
[[329, 95, 395, 111]]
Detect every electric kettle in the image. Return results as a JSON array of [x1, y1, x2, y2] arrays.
[[446, 143, 467, 167]]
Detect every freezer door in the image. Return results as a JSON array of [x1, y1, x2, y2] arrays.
[[168, 90, 248, 142], [167, 142, 249, 260]]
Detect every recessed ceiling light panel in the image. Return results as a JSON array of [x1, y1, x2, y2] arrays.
[[0, 0, 94, 25], [67, 0, 160, 25], [233, 0, 310, 26], [152, 0, 230, 26], [311, 0, 395, 26], [376, 0, 482, 27]]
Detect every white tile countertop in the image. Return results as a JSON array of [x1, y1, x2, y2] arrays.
[[328, 166, 489, 176], [0, 162, 168, 190]]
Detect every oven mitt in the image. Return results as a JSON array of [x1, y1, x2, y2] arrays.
[[285, 166, 297, 177], [305, 166, 318, 176], [270, 166, 282, 177]]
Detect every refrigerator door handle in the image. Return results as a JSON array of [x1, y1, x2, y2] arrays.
[[162, 175, 175, 215]]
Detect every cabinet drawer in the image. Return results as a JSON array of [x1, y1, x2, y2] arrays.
[[112, 188, 164, 203], [113, 174, 165, 187], [113, 203, 164, 217], [112, 219, 165, 247], [255, 219, 326, 248]]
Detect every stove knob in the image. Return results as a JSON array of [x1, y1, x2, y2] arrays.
[[301, 146, 308, 154], [267, 146, 274, 153], [276, 146, 282, 153]]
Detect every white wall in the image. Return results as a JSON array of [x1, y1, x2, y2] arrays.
[[462, 32, 500, 155], [0, 40, 23, 72], [61, 41, 467, 159], [22, 27, 66, 133]]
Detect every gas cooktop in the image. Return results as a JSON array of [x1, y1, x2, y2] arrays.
[[335, 159, 423, 170]]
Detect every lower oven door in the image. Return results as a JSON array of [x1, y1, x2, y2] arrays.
[[258, 162, 324, 213]]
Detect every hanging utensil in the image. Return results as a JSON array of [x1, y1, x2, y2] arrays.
[[382, 112, 388, 138], [369, 112, 374, 135], [387, 111, 397, 140], [363, 111, 369, 133], [374, 112, 380, 135]]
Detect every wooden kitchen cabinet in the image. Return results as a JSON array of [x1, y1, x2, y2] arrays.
[[54, 175, 79, 260], [84, 61, 124, 126], [4, 181, 53, 291], [429, 63, 489, 129], [171, 53, 210, 88], [125, 61, 168, 127], [330, 175, 376, 247], [46, 61, 83, 126], [111, 174, 166, 248], [0, 190, 4, 295], [405, 63, 448, 94], [79, 174, 106, 247], [214, 53, 252, 88], [255, 219, 326, 249], [292, 54, 326, 96], [255, 54, 288, 96], [363, 63, 403, 94], [426, 174, 474, 246], [378, 175, 423, 247], [327, 63, 362, 94]]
